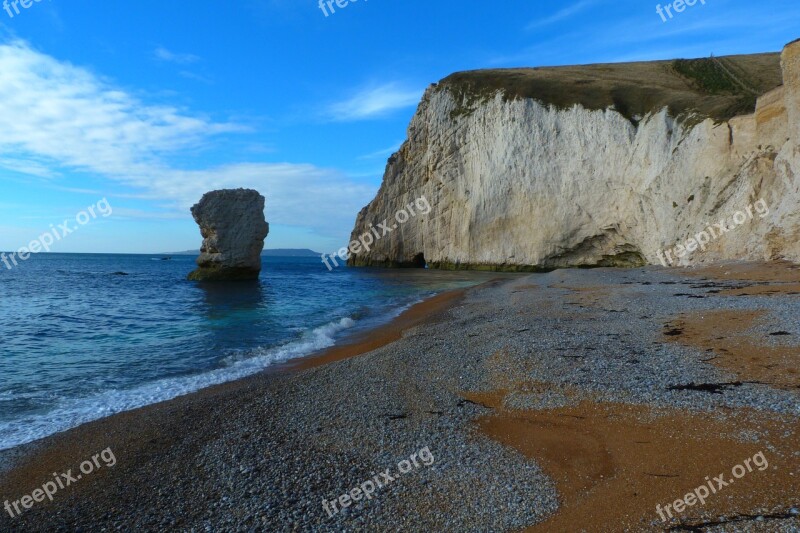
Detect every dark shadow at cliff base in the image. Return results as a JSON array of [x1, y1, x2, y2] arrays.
[[347, 259, 652, 273], [348, 259, 556, 272]]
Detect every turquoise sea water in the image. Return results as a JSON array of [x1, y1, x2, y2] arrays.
[[0, 254, 497, 451]]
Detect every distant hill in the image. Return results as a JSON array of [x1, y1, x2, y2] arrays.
[[168, 249, 321, 257]]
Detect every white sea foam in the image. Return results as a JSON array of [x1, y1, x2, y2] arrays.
[[0, 316, 357, 451]]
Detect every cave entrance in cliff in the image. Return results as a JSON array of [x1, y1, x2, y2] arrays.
[[412, 253, 427, 268]]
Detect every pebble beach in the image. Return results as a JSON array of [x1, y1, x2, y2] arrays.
[[1, 263, 799, 532]]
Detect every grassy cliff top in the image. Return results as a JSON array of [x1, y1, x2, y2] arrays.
[[437, 52, 783, 123]]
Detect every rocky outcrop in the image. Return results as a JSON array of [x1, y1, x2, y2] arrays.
[[188, 189, 269, 281], [349, 39, 800, 270]]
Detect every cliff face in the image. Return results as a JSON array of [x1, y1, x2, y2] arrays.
[[349, 41, 800, 270]]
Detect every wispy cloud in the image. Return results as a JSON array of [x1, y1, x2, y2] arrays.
[[0, 40, 240, 175], [497, 0, 800, 67], [357, 141, 403, 160], [107, 207, 194, 220], [154, 46, 200, 65], [526, 0, 598, 30], [0, 157, 59, 178], [179, 70, 213, 84], [0, 40, 375, 238], [326, 83, 422, 121]]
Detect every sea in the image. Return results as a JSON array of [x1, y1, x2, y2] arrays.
[[0, 254, 499, 451]]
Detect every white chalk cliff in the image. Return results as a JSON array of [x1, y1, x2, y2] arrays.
[[349, 39, 800, 270]]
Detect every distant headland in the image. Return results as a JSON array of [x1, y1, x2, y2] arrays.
[[168, 249, 321, 257]]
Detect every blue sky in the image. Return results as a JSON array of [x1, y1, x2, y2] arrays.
[[0, 0, 798, 254]]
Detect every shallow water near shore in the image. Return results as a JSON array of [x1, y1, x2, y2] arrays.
[[0, 254, 502, 451]]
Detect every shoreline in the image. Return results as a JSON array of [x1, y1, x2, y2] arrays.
[[2, 263, 799, 531], [289, 287, 470, 372], [0, 282, 475, 496]]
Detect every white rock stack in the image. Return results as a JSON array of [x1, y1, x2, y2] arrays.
[[188, 189, 269, 281]]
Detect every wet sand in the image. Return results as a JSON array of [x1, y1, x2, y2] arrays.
[[685, 261, 800, 283], [470, 394, 799, 532], [663, 309, 800, 389]]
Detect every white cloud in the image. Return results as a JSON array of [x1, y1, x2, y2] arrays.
[[179, 70, 213, 84], [0, 40, 376, 241], [0, 41, 240, 176], [357, 141, 403, 160], [526, 0, 598, 30], [326, 83, 422, 121], [154, 46, 200, 65], [163, 163, 375, 233], [107, 207, 199, 220], [0, 156, 59, 178]]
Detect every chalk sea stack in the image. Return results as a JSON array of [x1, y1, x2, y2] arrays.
[[187, 189, 269, 281]]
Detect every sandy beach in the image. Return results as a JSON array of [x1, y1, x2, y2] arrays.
[[1, 264, 799, 532]]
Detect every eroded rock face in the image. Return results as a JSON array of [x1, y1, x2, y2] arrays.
[[784, 39, 800, 141], [188, 189, 269, 281], [349, 39, 800, 270]]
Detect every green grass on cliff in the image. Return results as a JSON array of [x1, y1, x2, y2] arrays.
[[672, 58, 741, 94], [436, 52, 783, 124]]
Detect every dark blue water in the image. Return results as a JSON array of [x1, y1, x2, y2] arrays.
[[0, 254, 498, 450]]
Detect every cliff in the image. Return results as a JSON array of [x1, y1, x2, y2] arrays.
[[348, 40, 800, 270]]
